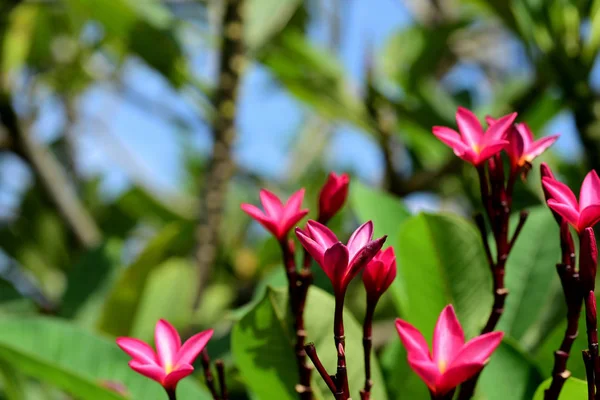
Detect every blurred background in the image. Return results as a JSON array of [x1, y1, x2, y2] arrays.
[[0, 0, 598, 399]]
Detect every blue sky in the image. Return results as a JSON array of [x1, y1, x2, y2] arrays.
[[1, 0, 587, 215]]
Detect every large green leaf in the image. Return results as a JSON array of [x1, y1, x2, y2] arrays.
[[246, 0, 302, 53], [497, 207, 561, 342], [533, 377, 588, 399], [477, 340, 542, 400], [98, 222, 193, 336], [0, 317, 210, 400], [396, 213, 492, 339], [232, 286, 388, 400]]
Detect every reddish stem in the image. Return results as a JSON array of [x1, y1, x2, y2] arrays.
[[360, 301, 376, 399], [200, 349, 220, 400]]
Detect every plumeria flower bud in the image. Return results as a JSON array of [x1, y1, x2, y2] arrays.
[[241, 189, 309, 240], [395, 305, 503, 396], [362, 247, 396, 303], [542, 169, 600, 233], [117, 320, 213, 391], [318, 172, 350, 223], [432, 107, 516, 166], [295, 220, 386, 297], [580, 227, 598, 293]]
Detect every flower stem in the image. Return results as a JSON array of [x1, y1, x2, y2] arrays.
[[334, 294, 349, 399], [305, 343, 336, 394], [216, 360, 228, 400], [200, 349, 220, 400], [360, 301, 376, 400], [165, 388, 177, 400], [584, 350, 596, 400], [279, 239, 313, 400]]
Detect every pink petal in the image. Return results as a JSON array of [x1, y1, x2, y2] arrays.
[[116, 337, 157, 364], [515, 123, 534, 146], [432, 305, 465, 365], [540, 162, 556, 180], [295, 228, 325, 266], [547, 200, 580, 229], [406, 358, 442, 394], [323, 242, 350, 294], [306, 220, 339, 248], [437, 362, 482, 395], [580, 170, 600, 209], [476, 141, 509, 165], [379, 246, 396, 263], [163, 364, 194, 389], [280, 209, 309, 239], [579, 205, 600, 232], [457, 149, 480, 165], [363, 259, 385, 294], [155, 320, 181, 369], [506, 127, 525, 165], [453, 331, 503, 365], [176, 330, 214, 366], [395, 319, 431, 362], [259, 189, 284, 219], [484, 116, 497, 126], [483, 112, 517, 143], [347, 221, 374, 260], [456, 107, 483, 148], [525, 135, 559, 162], [432, 126, 471, 155], [542, 178, 579, 209], [240, 204, 280, 237], [284, 188, 306, 212], [346, 236, 387, 289], [129, 360, 166, 385]]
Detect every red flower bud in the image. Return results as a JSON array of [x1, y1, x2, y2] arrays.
[[362, 247, 397, 303], [318, 172, 350, 223]]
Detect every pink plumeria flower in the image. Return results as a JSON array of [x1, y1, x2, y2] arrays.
[[432, 107, 516, 166], [318, 172, 350, 223], [542, 170, 600, 233], [117, 320, 213, 390], [295, 220, 386, 297], [362, 247, 397, 303], [396, 305, 503, 396], [241, 189, 309, 240], [487, 119, 559, 172]]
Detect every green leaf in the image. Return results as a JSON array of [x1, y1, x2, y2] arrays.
[[533, 377, 588, 399], [350, 181, 411, 314], [396, 213, 492, 339], [497, 207, 561, 342], [246, 0, 302, 52], [477, 340, 542, 400], [379, 340, 429, 399], [0, 317, 210, 400], [130, 258, 197, 342], [2, 4, 38, 78], [232, 286, 388, 400], [98, 222, 193, 336]]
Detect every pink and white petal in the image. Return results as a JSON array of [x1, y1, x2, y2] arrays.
[[437, 362, 483, 395], [176, 330, 214, 366], [432, 305, 465, 364], [453, 331, 504, 365], [240, 204, 267, 223], [284, 188, 306, 211], [324, 242, 350, 293], [542, 178, 579, 209], [547, 200, 580, 229], [347, 221, 374, 260], [432, 126, 471, 154], [579, 205, 600, 232], [483, 112, 517, 143], [295, 228, 326, 266], [129, 360, 166, 384], [259, 189, 284, 219], [155, 320, 182, 368], [580, 170, 600, 209], [116, 337, 157, 364], [456, 107, 484, 148], [406, 358, 442, 394], [525, 135, 559, 161], [347, 237, 387, 288], [457, 149, 479, 165], [163, 364, 194, 389], [395, 319, 432, 362], [306, 220, 339, 248]]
